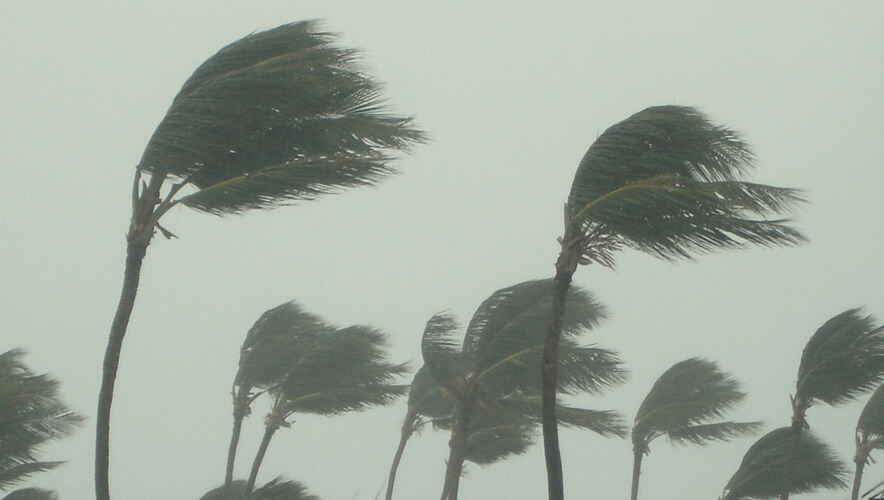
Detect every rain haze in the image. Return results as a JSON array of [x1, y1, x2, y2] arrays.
[[2, 2, 883, 499]]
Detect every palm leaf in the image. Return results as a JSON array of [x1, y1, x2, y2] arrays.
[[795, 308, 884, 409], [462, 413, 535, 465], [564, 105, 805, 266], [665, 421, 762, 446], [202, 478, 320, 500], [858, 383, 884, 451], [1, 489, 59, 500], [500, 396, 627, 438], [722, 427, 848, 500], [136, 20, 426, 216], [420, 312, 465, 392]]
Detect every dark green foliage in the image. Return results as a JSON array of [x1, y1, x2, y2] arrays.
[[202, 478, 320, 500], [857, 383, 884, 454], [136, 20, 426, 216], [795, 308, 884, 410], [564, 105, 805, 266], [0, 349, 83, 491], [722, 427, 848, 500], [1, 488, 58, 500]]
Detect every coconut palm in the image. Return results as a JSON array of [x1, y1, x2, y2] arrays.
[[419, 279, 627, 500], [629, 358, 761, 500], [722, 427, 847, 500], [234, 303, 407, 492], [0, 349, 83, 492], [96, 20, 425, 500], [202, 478, 320, 500], [782, 308, 884, 499], [852, 384, 884, 500], [541, 105, 806, 499]]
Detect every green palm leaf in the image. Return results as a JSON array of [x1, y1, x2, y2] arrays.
[[795, 308, 884, 410], [202, 478, 320, 500], [722, 427, 847, 500], [1, 489, 59, 500], [857, 383, 884, 450]]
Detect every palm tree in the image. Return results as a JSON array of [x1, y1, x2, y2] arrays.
[[541, 105, 807, 499], [852, 384, 884, 500], [2, 489, 58, 500], [722, 427, 847, 500], [232, 302, 407, 493], [0, 349, 83, 493], [202, 478, 320, 500], [782, 308, 884, 499], [420, 279, 627, 500], [629, 358, 762, 500], [96, 20, 425, 500]]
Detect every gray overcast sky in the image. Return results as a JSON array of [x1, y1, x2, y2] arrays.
[[2, 2, 883, 499]]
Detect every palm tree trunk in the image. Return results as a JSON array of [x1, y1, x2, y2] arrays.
[[225, 390, 250, 486], [95, 239, 149, 500], [440, 398, 474, 500], [246, 425, 278, 493], [851, 449, 869, 500], [542, 268, 574, 500], [386, 412, 417, 500], [780, 410, 805, 500], [630, 450, 643, 500]]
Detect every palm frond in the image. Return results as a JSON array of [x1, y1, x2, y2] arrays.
[[795, 308, 884, 409], [665, 421, 762, 446], [858, 383, 884, 449], [137, 20, 426, 216], [420, 312, 465, 391], [406, 365, 455, 420], [463, 413, 535, 465], [722, 427, 848, 500], [554, 343, 627, 396], [201, 477, 320, 500], [496, 395, 627, 438], [1, 488, 59, 500], [565, 106, 805, 266]]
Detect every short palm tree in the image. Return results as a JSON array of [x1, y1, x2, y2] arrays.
[[852, 384, 884, 500], [202, 478, 320, 500], [230, 302, 407, 493], [420, 279, 627, 500], [96, 20, 425, 500], [630, 358, 761, 500], [0, 349, 83, 493], [722, 427, 847, 500], [782, 308, 884, 499], [542, 105, 807, 500]]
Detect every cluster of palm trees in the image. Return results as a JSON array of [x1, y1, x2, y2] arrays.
[[4, 19, 881, 500]]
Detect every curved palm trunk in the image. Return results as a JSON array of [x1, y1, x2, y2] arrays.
[[542, 268, 575, 500], [246, 425, 278, 493], [851, 448, 869, 500], [95, 240, 149, 500], [780, 408, 806, 500], [225, 390, 251, 486], [630, 449, 644, 500], [385, 411, 417, 500], [440, 397, 474, 500]]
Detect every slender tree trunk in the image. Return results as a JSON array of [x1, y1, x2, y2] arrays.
[[246, 425, 278, 493], [542, 269, 574, 500], [440, 397, 474, 500], [95, 240, 149, 500], [225, 390, 251, 486], [780, 408, 805, 500], [851, 448, 868, 500], [630, 449, 643, 500], [386, 412, 417, 500]]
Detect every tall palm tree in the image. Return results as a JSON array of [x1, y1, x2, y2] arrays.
[[542, 105, 807, 500], [629, 358, 761, 500], [782, 308, 884, 500], [420, 279, 627, 500], [0, 349, 83, 492], [97, 20, 425, 500], [234, 303, 407, 493], [722, 427, 847, 500], [202, 478, 320, 500], [852, 384, 884, 500]]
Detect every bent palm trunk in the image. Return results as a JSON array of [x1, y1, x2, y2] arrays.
[[440, 398, 474, 500], [386, 412, 417, 500], [851, 452, 867, 500], [630, 449, 644, 500], [246, 425, 278, 493], [225, 390, 251, 486]]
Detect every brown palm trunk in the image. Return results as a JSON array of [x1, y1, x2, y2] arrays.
[[246, 425, 278, 493], [225, 390, 251, 485], [630, 449, 644, 500], [386, 411, 417, 500], [95, 240, 149, 500], [542, 268, 574, 500], [440, 397, 474, 500]]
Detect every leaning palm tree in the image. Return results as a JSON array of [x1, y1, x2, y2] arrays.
[[420, 279, 627, 500], [542, 105, 806, 500], [97, 20, 425, 500], [722, 427, 847, 500], [0, 349, 83, 493], [852, 384, 884, 500], [239, 305, 407, 493], [630, 358, 761, 500], [202, 478, 320, 500], [782, 308, 884, 499]]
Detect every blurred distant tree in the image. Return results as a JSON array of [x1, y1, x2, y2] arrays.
[[783, 309, 884, 499], [541, 105, 807, 500], [851, 384, 884, 500], [417, 279, 626, 500], [96, 20, 425, 500], [226, 302, 407, 493], [0, 349, 82, 496], [202, 478, 319, 500], [722, 427, 847, 500], [629, 358, 761, 500]]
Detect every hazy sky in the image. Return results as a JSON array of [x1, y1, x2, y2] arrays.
[[2, 2, 883, 499]]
